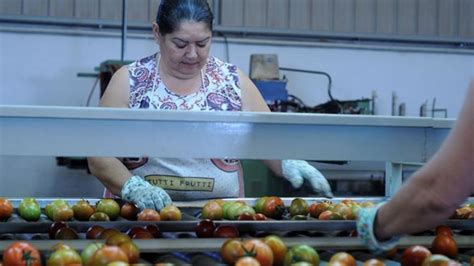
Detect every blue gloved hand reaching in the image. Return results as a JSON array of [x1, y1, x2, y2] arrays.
[[121, 175, 172, 211], [281, 160, 333, 198]]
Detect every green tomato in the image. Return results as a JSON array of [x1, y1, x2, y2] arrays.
[[224, 202, 245, 220], [96, 199, 120, 220], [254, 196, 268, 213], [81, 242, 104, 266], [232, 205, 256, 220], [18, 201, 41, 221], [45, 199, 70, 220], [284, 244, 320, 266], [289, 198, 309, 217]]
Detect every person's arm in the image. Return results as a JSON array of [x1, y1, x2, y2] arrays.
[[238, 69, 332, 197], [87, 67, 134, 196], [374, 80, 474, 240]]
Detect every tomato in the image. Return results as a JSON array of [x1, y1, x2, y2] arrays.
[[119, 240, 140, 264], [254, 197, 268, 214], [202, 200, 224, 220], [235, 256, 261, 266], [106, 233, 132, 246], [225, 202, 245, 220], [435, 225, 453, 237], [3, 242, 41, 266], [261, 196, 286, 219], [96, 199, 121, 220], [431, 235, 458, 258], [99, 228, 121, 240], [289, 198, 309, 217], [127, 227, 154, 239], [54, 227, 79, 240], [263, 235, 287, 266], [421, 254, 458, 266], [195, 219, 216, 238], [284, 244, 319, 266], [220, 239, 245, 265], [86, 225, 105, 239], [89, 246, 129, 265], [50, 243, 73, 252], [120, 202, 139, 220], [52, 205, 74, 222], [81, 243, 104, 266], [401, 245, 431, 266], [362, 258, 385, 266], [242, 239, 273, 266], [332, 204, 353, 220], [318, 210, 333, 220], [48, 221, 68, 239], [160, 205, 182, 221], [89, 211, 110, 221], [47, 249, 82, 266], [329, 252, 356, 266], [213, 225, 240, 238], [0, 198, 13, 221], [45, 199, 70, 220], [238, 212, 257, 221], [18, 200, 41, 222], [233, 205, 256, 220], [137, 209, 161, 221], [255, 213, 267, 220], [145, 224, 161, 238], [72, 199, 95, 221]]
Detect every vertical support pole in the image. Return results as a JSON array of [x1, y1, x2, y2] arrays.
[[385, 162, 403, 197], [121, 0, 128, 61]]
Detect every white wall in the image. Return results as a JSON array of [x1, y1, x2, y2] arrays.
[[1, 29, 473, 197]]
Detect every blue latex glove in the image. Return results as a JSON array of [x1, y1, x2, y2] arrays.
[[356, 203, 401, 253], [121, 175, 172, 211], [281, 160, 333, 198]]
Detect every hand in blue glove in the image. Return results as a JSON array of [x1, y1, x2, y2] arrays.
[[282, 160, 333, 198], [121, 175, 172, 211]]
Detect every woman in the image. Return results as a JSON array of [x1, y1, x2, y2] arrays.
[[87, 0, 332, 211], [357, 80, 474, 252]]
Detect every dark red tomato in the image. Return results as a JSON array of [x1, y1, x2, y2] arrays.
[[145, 224, 161, 238], [48, 221, 68, 239], [401, 245, 431, 266], [55, 227, 79, 240], [435, 225, 453, 237], [261, 196, 286, 219], [86, 225, 105, 239], [220, 239, 245, 265], [127, 227, 154, 239], [213, 225, 240, 238], [195, 219, 216, 238], [255, 213, 267, 221], [242, 239, 274, 266], [120, 202, 139, 220], [3, 241, 41, 266], [137, 209, 161, 221], [431, 235, 458, 258], [89, 246, 129, 265], [0, 198, 13, 221]]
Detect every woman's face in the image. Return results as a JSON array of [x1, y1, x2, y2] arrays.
[[155, 21, 212, 79]]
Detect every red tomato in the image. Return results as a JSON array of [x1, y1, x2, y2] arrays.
[[220, 239, 245, 265], [238, 212, 256, 221], [261, 196, 285, 219], [195, 219, 216, 238], [431, 235, 458, 258], [145, 224, 161, 238], [263, 235, 287, 266], [160, 205, 182, 221], [242, 239, 273, 266], [435, 225, 453, 237], [235, 256, 261, 266], [0, 198, 13, 221], [213, 225, 240, 238], [120, 202, 139, 220], [255, 213, 267, 221], [329, 252, 356, 266], [47, 249, 82, 266], [86, 225, 105, 239], [89, 246, 129, 265], [137, 209, 161, 221], [3, 242, 41, 266], [401, 245, 431, 266]]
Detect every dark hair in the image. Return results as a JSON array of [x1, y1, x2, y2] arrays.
[[156, 0, 214, 35]]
